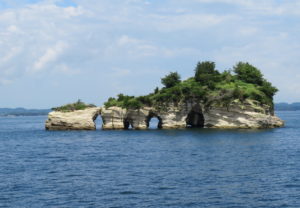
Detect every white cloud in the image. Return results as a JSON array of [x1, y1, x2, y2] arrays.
[[0, 0, 300, 107], [32, 41, 68, 72]]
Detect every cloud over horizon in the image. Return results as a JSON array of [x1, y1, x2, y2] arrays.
[[0, 0, 299, 108]]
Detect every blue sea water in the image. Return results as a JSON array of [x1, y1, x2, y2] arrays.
[[0, 111, 299, 208]]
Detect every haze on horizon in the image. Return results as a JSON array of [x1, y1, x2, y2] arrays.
[[0, 0, 299, 109]]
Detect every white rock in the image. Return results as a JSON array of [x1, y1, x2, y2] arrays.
[[45, 99, 284, 130], [101, 107, 127, 130], [45, 107, 100, 130]]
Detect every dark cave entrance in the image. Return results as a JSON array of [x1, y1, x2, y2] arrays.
[[124, 118, 134, 130], [186, 110, 205, 128]]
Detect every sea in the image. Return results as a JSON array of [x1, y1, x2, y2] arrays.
[[0, 111, 299, 208]]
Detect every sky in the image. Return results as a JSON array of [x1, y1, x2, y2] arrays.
[[0, 0, 300, 108]]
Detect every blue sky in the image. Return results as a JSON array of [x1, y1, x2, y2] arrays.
[[0, 0, 300, 108]]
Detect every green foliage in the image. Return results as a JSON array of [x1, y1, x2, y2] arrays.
[[194, 61, 221, 88], [180, 78, 206, 99], [52, 99, 96, 112], [103, 61, 279, 109], [123, 98, 142, 109], [161, 72, 181, 88], [233, 62, 263, 85], [260, 80, 278, 98], [104, 97, 120, 108], [104, 94, 142, 109], [221, 70, 233, 82], [195, 61, 216, 75]]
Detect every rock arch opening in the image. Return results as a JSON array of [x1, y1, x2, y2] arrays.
[[186, 109, 204, 128], [147, 114, 162, 129], [124, 118, 134, 130], [94, 114, 103, 130]]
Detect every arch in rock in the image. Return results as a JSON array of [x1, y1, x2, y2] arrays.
[[92, 109, 103, 130], [186, 105, 205, 128], [147, 112, 163, 129], [94, 113, 104, 130], [123, 117, 134, 130]]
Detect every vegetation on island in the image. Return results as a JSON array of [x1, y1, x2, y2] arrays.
[[52, 99, 96, 112], [104, 61, 278, 110]]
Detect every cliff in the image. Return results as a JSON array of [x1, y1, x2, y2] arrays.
[[101, 99, 283, 130]]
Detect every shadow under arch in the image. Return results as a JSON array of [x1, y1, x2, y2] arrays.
[[124, 118, 134, 130], [147, 113, 162, 129], [186, 106, 205, 128]]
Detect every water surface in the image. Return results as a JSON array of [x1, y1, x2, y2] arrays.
[[0, 112, 299, 208]]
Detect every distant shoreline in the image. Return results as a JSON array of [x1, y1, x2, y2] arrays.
[[0, 108, 50, 117], [275, 103, 300, 111]]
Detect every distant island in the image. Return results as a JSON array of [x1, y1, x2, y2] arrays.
[[46, 61, 284, 130], [0, 108, 50, 117], [275, 103, 300, 111]]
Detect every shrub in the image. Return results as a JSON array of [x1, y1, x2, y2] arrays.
[[161, 72, 181, 88], [194, 61, 221, 85], [104, 97, 119, 108], [137, 96, 153, 106], [260, 80, 278, 98], [123, 98, 142, 109], [52, 99, 96, 112], [233, 62, 264, 85], [102, 61, 278, 109]]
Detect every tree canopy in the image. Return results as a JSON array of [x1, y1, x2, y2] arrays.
[[194, 61, 220, 88], [52, 99, 96, 112], [161, 72, 181, 88], [104, 61, 278, 109], [233, 62, 263, 85]]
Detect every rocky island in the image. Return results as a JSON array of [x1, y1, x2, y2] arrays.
[[46, 61, 284, 130]]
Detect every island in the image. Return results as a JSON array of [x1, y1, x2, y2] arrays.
[[45, 61, 284, 130]]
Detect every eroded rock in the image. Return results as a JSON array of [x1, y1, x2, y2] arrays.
[[45, 107, 100, 130], [45, 99, 284, 130]]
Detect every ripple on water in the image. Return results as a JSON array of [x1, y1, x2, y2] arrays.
[[0, 113, 300, 208]]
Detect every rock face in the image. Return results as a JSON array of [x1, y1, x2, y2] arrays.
[[101, 107, 151, 130], [99, 99, 284, 130], [45, 99, 284, 130], [202, 100, 284, 129], [45, 107, 100, 130], [101, 107, 127, 130]]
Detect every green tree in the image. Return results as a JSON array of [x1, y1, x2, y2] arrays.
[[260, 80, 278, 98], [161, 72, 181, 88], [221, 70, 233, 82], [233, 62, 264, 85], [194, 61, 220, 86]]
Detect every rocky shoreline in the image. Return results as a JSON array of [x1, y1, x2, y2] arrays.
[[45, 99, 284, 130]]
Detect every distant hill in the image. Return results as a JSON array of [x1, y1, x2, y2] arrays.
[[275, 103, 300, 111], [0, 108, 51, 116]]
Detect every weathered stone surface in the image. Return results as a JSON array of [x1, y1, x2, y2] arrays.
[[45, 107, 100, 130], [45, 99, 284, 130], [202, 100, 284, 128], [126, 108, 151, 130], [152, 103, 190, 129], [101, 107, 127, 130]]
